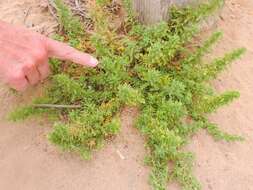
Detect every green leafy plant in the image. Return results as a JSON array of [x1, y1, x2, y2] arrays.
[[10, 0, 245, 189]]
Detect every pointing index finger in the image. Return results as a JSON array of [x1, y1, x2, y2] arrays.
[[45, 38, 98, 67]]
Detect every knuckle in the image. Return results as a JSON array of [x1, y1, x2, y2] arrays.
[[8, 72, 24, 82], [32, 49, 47, 63], [25, 62, 35, 69], [24, 62, 35, 70]]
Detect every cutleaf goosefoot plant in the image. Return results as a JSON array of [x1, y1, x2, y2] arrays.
[[10, 0, 245, 189]]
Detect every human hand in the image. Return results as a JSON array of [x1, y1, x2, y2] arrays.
[[0, 20, 98, 91]]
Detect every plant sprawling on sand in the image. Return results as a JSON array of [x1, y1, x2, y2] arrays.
[[10, 0, 245, 189]]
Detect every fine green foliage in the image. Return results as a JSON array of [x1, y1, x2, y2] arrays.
[[9, 96, 59, 122], [54, 0, 84, 38], [10, 0, 245, 189], [118, 84, 145, 106], [9, 106, 43, 121]]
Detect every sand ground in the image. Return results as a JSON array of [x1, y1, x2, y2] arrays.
[[0, 0, 253, 190]]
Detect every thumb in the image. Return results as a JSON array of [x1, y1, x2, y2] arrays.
[[45, 38, 98, 67]]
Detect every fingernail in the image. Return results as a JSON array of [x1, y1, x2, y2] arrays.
[[90, 57, 98, 67]]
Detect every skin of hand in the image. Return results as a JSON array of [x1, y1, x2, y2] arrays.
[[0, 20, 98, 91]]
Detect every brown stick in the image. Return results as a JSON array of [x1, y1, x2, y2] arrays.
[[32, 104, 82, 109]]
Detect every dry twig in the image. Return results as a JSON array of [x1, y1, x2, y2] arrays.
[[32, 104, 82, 109]]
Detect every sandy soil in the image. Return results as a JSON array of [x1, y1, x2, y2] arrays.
[[0, 0, 253, 190]]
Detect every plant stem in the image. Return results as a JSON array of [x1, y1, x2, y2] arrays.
[[32, 104, 81, 109]]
